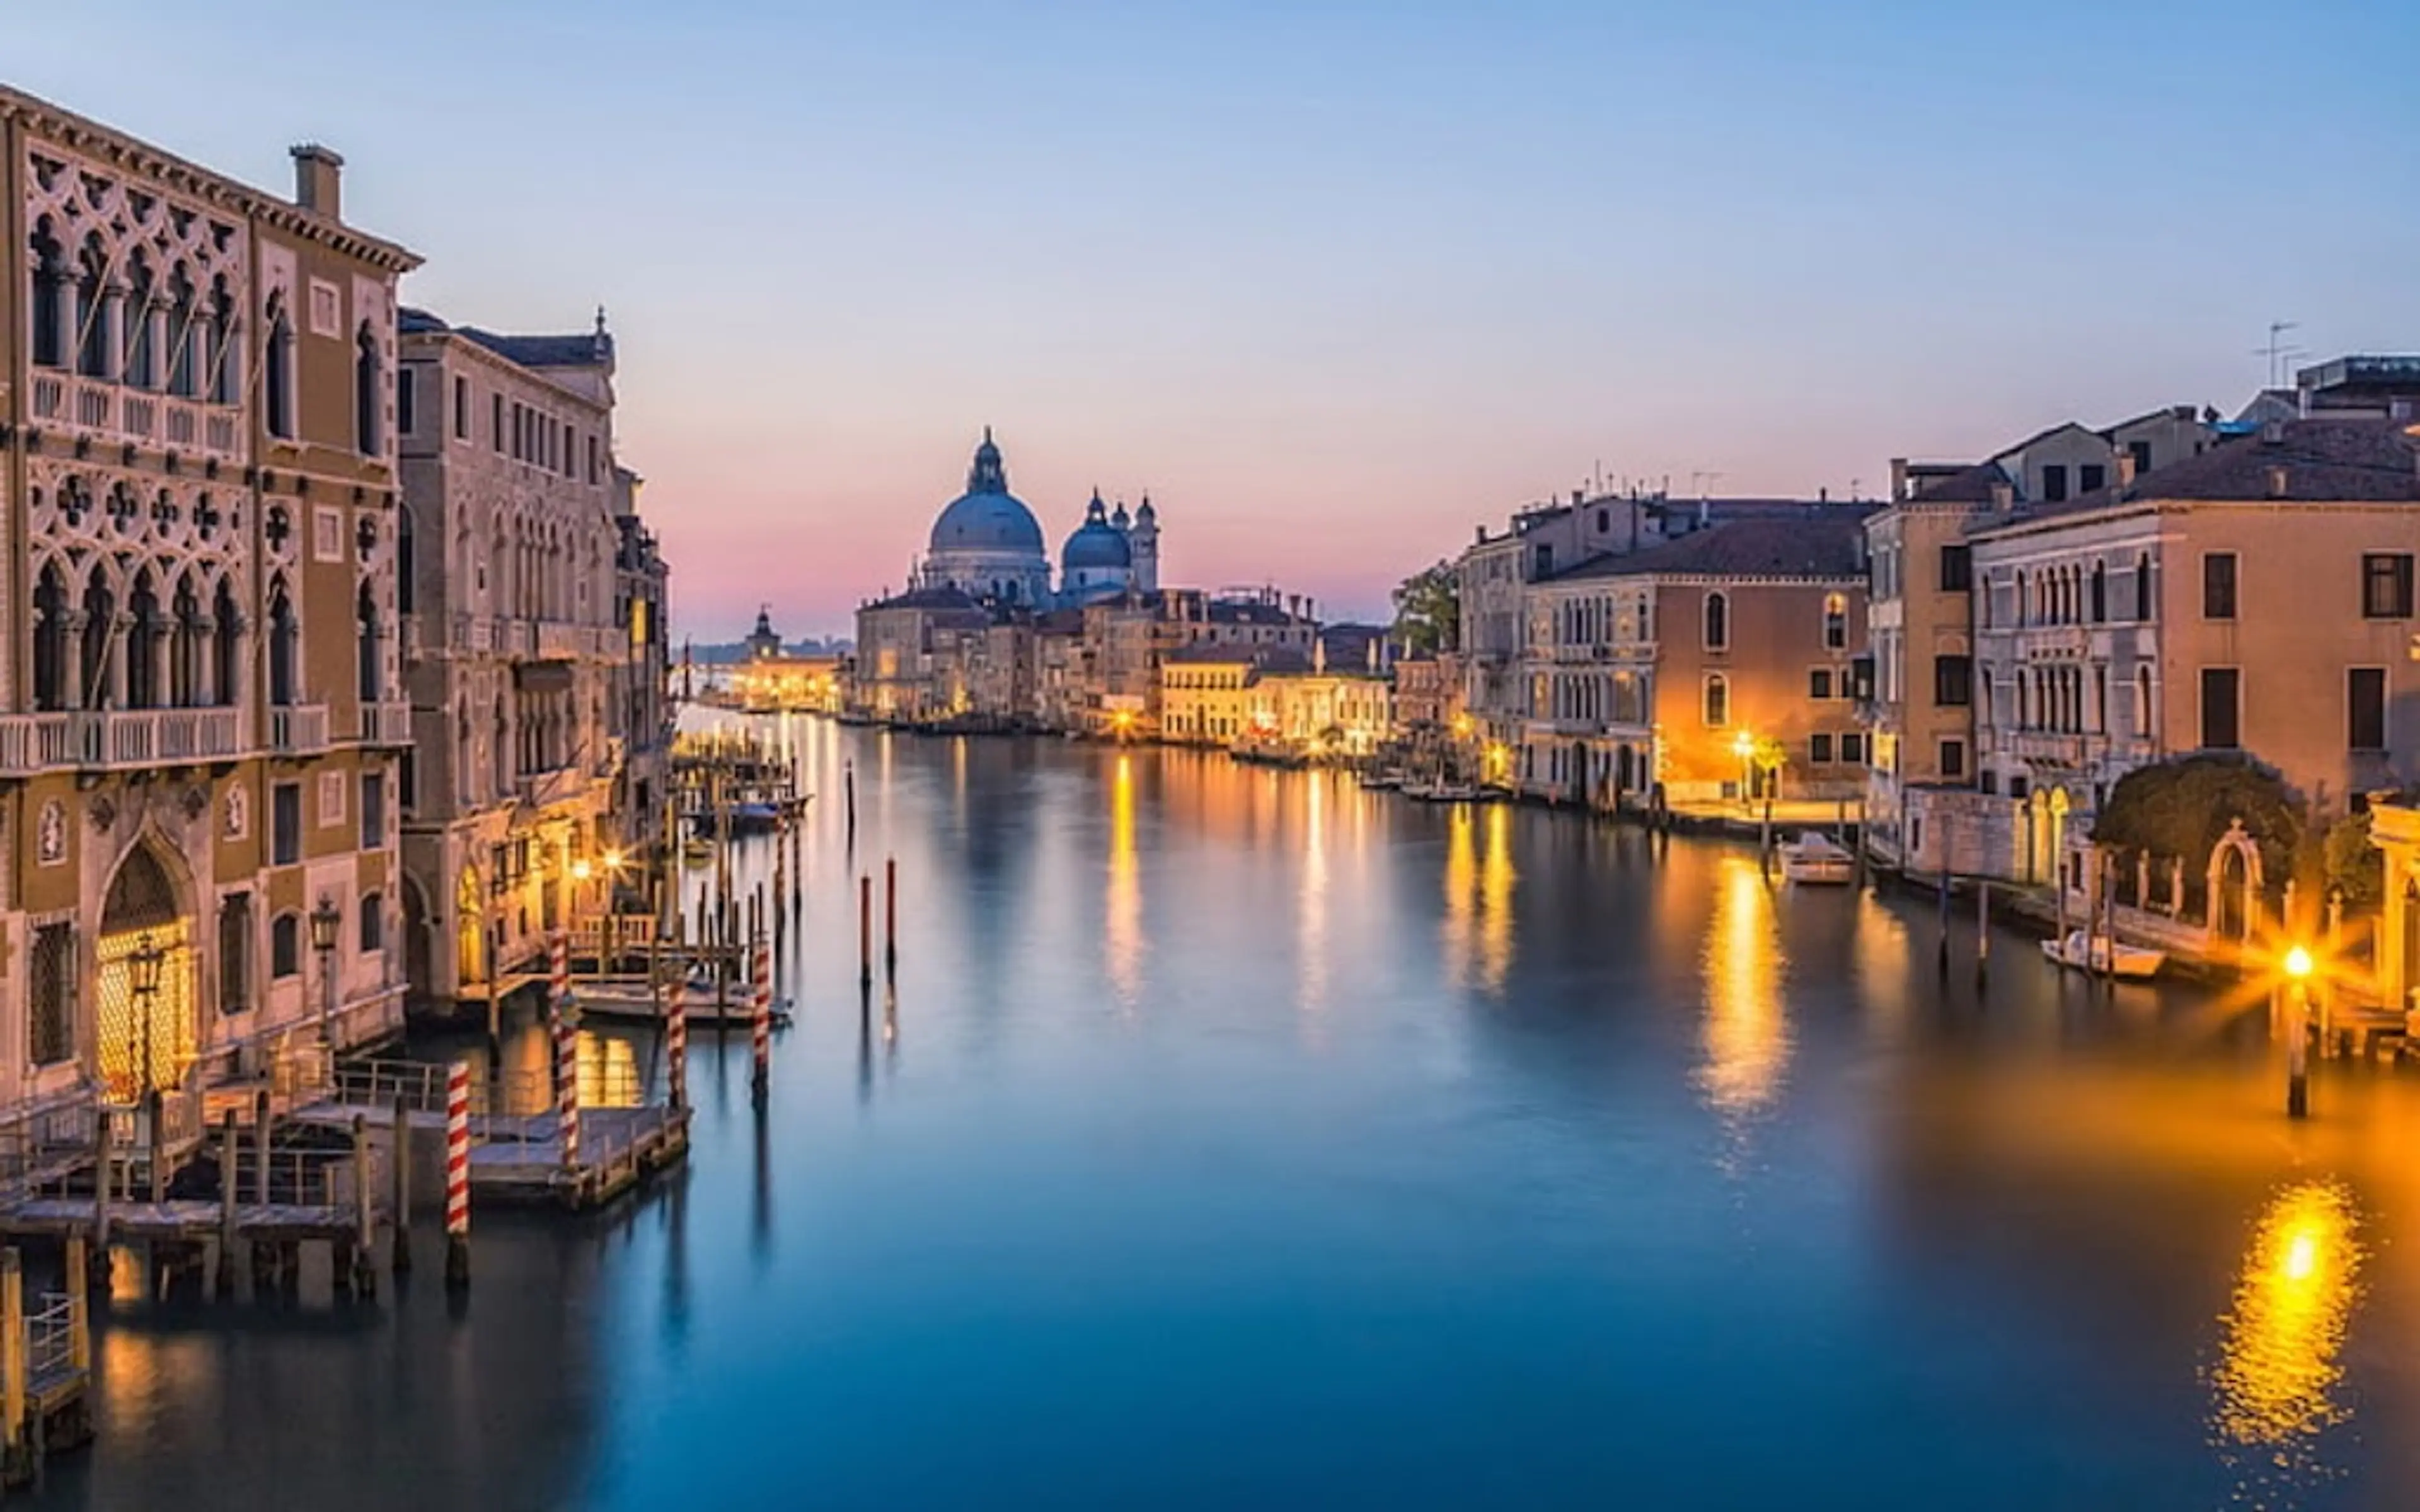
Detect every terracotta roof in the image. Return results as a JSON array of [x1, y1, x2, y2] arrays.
[[1543, 510, 1874, 583], [1908, 461, 2012, 504], [1973, 419, 2420, 534]]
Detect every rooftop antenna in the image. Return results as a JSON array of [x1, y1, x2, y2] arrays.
[[2256, 320, 2305, 389]]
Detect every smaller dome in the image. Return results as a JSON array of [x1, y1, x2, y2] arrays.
[[1063, 493, 1132, 572]]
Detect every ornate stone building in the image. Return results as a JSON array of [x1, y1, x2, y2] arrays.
[[0, 88, 419, 1124], [395, 308, 636, 1016]]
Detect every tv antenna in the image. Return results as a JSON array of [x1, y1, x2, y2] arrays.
[[2256, 321, 2305, 389]]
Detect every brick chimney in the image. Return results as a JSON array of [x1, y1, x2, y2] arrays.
[[2266, 464, 2291, 499], [2116, 450, 2137, 488], [1889, 457, 1910, 501], [1989, 479, 2014, 512], [291, 143, 344, 220]]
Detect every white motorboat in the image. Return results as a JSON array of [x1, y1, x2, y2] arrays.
[[1777, 832, 1855, 885], [2039, 929, 2165, 980]]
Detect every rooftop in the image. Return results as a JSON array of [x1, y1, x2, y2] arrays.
[[1543, 510, 1873, 583], [1971, 418, 2420, 534]]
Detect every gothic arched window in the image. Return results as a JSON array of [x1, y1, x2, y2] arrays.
[[32, 564, 68, 711], [126, 570, 162, 710], [79, 571, 115, 710], [1703, 591, 1729, 652], [212, 579, 241, 709], [355, 323, 382, 457], [264, 295, 296, 438], [356, 581, 381, 703], [267, 577, 297, 707]]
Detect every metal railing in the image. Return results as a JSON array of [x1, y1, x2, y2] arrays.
[[0, 1099, 98, 1201], [26, 1294, 76, 1382], [225, 1143, 345, 1209], [326, 1058, 450, 1114]]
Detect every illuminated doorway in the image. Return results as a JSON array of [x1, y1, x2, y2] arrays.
[[96, 845, 195, 1104]]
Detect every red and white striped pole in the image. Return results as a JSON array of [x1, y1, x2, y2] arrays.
[[751, 929, 771, 1107], [552, 932, 580, 1167], [664, 968, 688, 1111], [443, 1058, 471, 1290]]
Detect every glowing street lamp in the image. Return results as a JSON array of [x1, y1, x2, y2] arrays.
[[2284, 943, 2313, 1119], [310, 894, 342, 1052]]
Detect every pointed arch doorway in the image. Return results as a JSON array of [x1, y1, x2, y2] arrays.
[[96, 844, 197, 1105]]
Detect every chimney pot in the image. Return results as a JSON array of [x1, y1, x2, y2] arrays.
[[2266, 464, 2291, 499], [1989, 480, 2015, 512], [2116, 451, 2138, 488], [290, 142, 345, 220]]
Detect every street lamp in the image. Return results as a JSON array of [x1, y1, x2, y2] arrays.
[[127, 931, 163, 1104], [2283, 944, 2313, 1119], [311, 893, 341, 1052], [1731, 730, 1756, 806]]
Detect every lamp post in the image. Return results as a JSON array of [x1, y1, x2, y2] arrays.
[[1731, 730, 1754, 810], [126, 931, 164, 1106], [311, 894, 342, 1056], [2284, 944, 2313, 1119]]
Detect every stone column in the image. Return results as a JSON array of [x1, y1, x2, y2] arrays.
[[98, 282, 127, 384], [141, 299, 168, 389], [61, 612, 87, 710]]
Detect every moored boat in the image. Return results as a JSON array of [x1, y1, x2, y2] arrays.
[[1777, 831, 1856, 885], [2039, 929, 2164, 980]]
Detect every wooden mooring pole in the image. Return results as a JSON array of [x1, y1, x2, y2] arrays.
[[1936, 871, 1952, 981], [859, 874, 873, 989], [1974, 880, 1991, 995], [391, 1095, 413, 1274], [845, 760, 857, 850], [751, 930, 771, 1109], [3, 1249, 23, 1480], [216, 1110, 239, 1298], [444, 1060, 471, 1292], [350, 1113, 376, 1300], [885, 856, 898, 978]]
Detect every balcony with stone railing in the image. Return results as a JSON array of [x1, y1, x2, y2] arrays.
[[0, 707, 243, 777], [266, 704, 332, 757], [354, 701, 413, 747], [28, 371, 244, 462]]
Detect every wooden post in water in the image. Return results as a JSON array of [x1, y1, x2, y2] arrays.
[[885, 856, 897, 978], [391, 1095, 413, 1274], [845, 759, 856, 850], [751, 930, 771, 1109], [90, 1108, 112, 1261], [666, 962, 688, 1112], [2, 1248, 23, 1477], [66, 1235, 88, 1377], [859, 874, 873, 989], [444, 1060, 471, 1292], [216, 1110, 239, 1298], [553, 940, 582, 1171], [146, 1088, 165, 1204], [350, 1113, 376, 1299], [252, 1089, 272, 1206], [1936, 871, 1952, 981], [1974, 880, 1991, 994]]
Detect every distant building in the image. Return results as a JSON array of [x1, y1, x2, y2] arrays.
[[744, 605, 781, 660]]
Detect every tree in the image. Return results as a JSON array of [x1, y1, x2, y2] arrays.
[[2092, 752, 2304, 894], [1391, 561, 1460, 656], [2324, 811, 2385, 911], [1751, 736, 1789, 800]]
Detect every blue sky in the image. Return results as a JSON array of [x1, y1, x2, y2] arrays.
[[11, 0, 2417, 634]]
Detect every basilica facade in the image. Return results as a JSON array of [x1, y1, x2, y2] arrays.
[[914, 430, 1160, 609]]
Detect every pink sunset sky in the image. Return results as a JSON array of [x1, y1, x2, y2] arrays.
[[11, 1, 2417, 639]]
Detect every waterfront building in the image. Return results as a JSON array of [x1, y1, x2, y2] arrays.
[[610, 466, 674, 845], [395, 307, 640, 1017], [1161, 644, 1289, 747], [1963, 415, 2420, 883], [1249, 641, 1394, 757], [850, 585, 991, 724], [1526, 513, 1873, 808], [0, 89, 419, 1119], [1860, 407, 2215, 874]]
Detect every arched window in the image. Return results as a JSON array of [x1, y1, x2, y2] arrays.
[[212, 579, 241, 708], [74, 235, 107, 379], [2134, 665, 2153, 739], [1703, 591, 1729, 651], [356, 581, 381, 703], [355, 323, 382, 456], [1823, 592, 1848, 650], [264, 295, 296, 438], [270, 912, 301, 980], [126, 570, 161, 709], [2134, 553, 2153, 623], [217, 892, 253, 1015], [170, 575, 200, 708], [32, 564, 67, 712], [2089, 561, 2107, 624], [208, 279, 239, 406], [79, 571, 115, 710], [267, 577, 297, 707], [27, 219, 65, 369], [124, 252, 156, 390], [2017, 670, 2031, 728], [359, 891, 385, 954], [1703, 672, 1729, 727], [167, 265, 197, 397]]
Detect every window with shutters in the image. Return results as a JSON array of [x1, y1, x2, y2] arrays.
[[30, 924, 74, 1065]]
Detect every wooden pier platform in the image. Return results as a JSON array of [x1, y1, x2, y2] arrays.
[[287, 1099, 689, 1211]]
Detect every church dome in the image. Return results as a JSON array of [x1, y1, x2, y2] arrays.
[[1062, 493, 1132, 573], [928, 428, 1046, 558]]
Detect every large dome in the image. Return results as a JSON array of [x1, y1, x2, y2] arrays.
[[926, 429, 1046, 556]]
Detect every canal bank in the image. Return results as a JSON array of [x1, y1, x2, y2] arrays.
[[23, 716, 2420, 1511]]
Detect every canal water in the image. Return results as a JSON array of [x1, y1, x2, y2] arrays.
[[32, 717, 2420, 1509]]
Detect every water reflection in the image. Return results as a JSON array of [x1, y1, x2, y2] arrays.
[[1697, 854, 1790, 1127], [1106, 753, 1141, 1009], [1439, 805, 1515, 996], [1298, 771, 1328, 1021], [2211, 1179, 2363, 1478]]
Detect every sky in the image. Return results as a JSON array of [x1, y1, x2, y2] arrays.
[[9, 0, 2419, 636]]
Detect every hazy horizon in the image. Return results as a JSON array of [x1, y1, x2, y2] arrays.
[[12, 0, 2417, 637]]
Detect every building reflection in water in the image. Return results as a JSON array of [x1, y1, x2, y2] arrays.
[[1106, 753, 1143, 1011], [2211, 1178, 2363, 1485], [1697, 853, 1791, 1130]]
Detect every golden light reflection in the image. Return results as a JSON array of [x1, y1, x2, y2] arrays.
[[2212, 1179, 2362, 1453], [1298, 770, 1328, 1017], [1478, 802, 1514, 992], [1441, 805, 1475, 988], [1107, 753, 1141, 1009], [1697, 853, 1790, 1120]]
